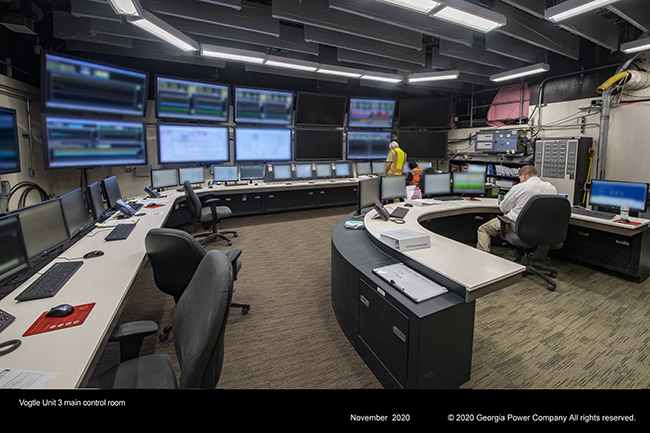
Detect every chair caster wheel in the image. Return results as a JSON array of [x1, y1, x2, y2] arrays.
[[549, 271, 557, 278], [547, 284, 556, 291], [242, 307, 249, 315], [159, 333, 169, 342]]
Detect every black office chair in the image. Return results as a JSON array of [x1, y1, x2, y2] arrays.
[[145, 228, 249, 342], [183, 180, 237, 246], [86, 250, 234, 389], [498, 194, 571, 291]]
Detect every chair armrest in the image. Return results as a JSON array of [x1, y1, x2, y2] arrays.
[[226, 248, 242, 280], [109, 320, 158, 362], [497, 215, 511, 240]]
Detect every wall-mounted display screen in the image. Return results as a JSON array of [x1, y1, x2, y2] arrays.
[[235, 128, 291, 162], [348, 98, 396, 128], [234, 87, 293, 125], [398, 98, 452, 128], [294, 129, 343, 160], [43, 116, 147, 169], [347, 131, 392, 159], [295, 92, 346, 126], [157, 124, 229, 164], [397, 130, 448, 160], [43, 53, 148, 117], [156, 76, 229, 122], [0, 106, 21, 175]]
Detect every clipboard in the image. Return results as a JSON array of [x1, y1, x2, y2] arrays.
[[372, 263, 448, 303]]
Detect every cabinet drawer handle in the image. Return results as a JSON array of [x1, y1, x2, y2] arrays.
[[393, 326, 407, 343], [474, 216, 484, 220], [577, 231, 589, 237], [615, 239, 630, 246], [360, 295, 369, 308], [269, 195, 275, 199], [308, 192, 314, 195], [225, 198, 232, 201]]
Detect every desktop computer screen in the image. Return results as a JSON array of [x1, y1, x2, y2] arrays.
[[157, 124, 230, 164], [59, 188, 92, 237], [372, 161, 386, 175], [13, 199, 69, 261], [422, 173, 452, 197], [151, 168, 178, 189], [294, 163, 313, 180], [270, 164, 292, 181], [240, 165, 264, 180], [234, 128, 292, 162], [381, 176, 406, 201], [334, 162, 351, 177], [86, 181, 105, 220], [179, 167, 205, 185], [0, 214, 29, 284], [102, 176, 122, 208], [452, 171, 486, 195], [356, 177, 381, 216], [356, 162, 372, 176], [315, 163, 333, 178], [589, 180, 649, 212], [212, 165, 239, 183]]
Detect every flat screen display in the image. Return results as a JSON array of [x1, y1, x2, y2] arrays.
[[235, 128, 291, 162], [356, 162, 372, 176], [240, 165, 264, 180], [381, 175, 406, 201], [334, 162, 351, 177], [86, 181, 105, 220], [422, 173, 452, 197], [452, 171, 486, 195], [397, 130, 448, 160], [151, 168, 178, 189], [0, 214, 29, 283], [348, 98, 396, 128], [295, 92, 346, 126], [315, 163, 333, 178], [43, 53, 148, 117], [398, 98, 452, 128], [59, 188, 92, 236], [358, 177, 381, 209], [294, 129, 343, 160], [270, 164, 292, 181], [157, 124, 229, 164], [156, 76, 229, 121], [213, 165, 239, 182], [347, 131, 392, 160], [590, 180, 649, 212], [0, 106, 21, 175], [13, 199, 69, 261], [102, 176, 122, 208], [372, 161, 386, 174], [179, 167, 205, 185], [294, 163, 313, 179], [43, 116, 147, 169], [234, 87, 293, 125]]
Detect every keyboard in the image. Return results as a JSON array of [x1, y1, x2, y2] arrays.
[[105, 223, 137, 241], [0, 308, 15, 334], [390, 207, 410, 219], [435, 196, 463, 201], [15, 261, 83, 302], [571, 206, 615, 220]]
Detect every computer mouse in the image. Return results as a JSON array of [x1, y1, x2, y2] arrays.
[[83, 250, 104, 259], [46, 304, 74, 318], [146, 203, 157, 207]]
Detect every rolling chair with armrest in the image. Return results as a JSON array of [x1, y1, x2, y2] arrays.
[[145, 227, 249, 342], [86, 250, 234, 389], [497, 194, 571, 292], [183, 180, 237, 246]]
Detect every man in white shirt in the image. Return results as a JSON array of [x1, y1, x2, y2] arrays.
[[477, 165, 558, 253]]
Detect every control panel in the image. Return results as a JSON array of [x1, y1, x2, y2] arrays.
[[475, 129, 520, 153]]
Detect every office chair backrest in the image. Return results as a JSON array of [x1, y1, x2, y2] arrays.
[[183, 180, 203, 221], [145, 228, 206, 303], [173, 249, 233, 389], [515, 194, 572, 247]]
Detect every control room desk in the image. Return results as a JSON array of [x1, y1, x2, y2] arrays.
[[331, 198, 650, 389]]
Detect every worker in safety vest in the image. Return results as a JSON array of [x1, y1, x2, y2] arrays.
[[406, 161, 423, 186], [384, 141, 407, 176]]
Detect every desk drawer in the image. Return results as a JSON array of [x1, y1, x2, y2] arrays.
[[572, 227, 633, 271]]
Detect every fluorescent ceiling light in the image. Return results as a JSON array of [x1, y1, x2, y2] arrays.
[[375, 0, 441, 14], [490, 63, 550, 82], [128, 11, 198, 51], [431, 0, 506, 32], [545, 0, 621, 22], [264, 59, 318, 72], [360, 74, 403, 83], [316, 68, 362, 78], [621, 37, 650, 54], [408, 70, 459, 83], [107, 0, 143, 16], [201, 45, 266, 63]]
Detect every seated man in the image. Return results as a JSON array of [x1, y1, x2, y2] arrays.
[[476, 165, 557, 253]]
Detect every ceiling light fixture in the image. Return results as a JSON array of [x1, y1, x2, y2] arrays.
[[544, 0, 621, 22], [201, 45, 266, 64], [620, 37, 650, 54], [107, 0, 144, 16], [490, 63, 550, 82], [375, 0, 441, 14], [408, 70, 460, 83], [431, 0, 506, 32], [360, 73, 403, 83], [128, 11, 198, 51], [264, 59, 318, 72], [316, 68, 363, 78]]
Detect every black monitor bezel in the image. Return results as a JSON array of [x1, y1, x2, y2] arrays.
[[151, 168, 179, 189], [156, 123, 230, 165], [421, 172, 452, 198], [295, 92, 347, 127], [589, 179, 650, 213], [233, 86, 294, 126], [155, 74, 230, 122], [348, 97, 396, 129], [0, 106, 21, 175], [0, 213, 30, 284], [58, 187, 93, 237], [234, 127, 292, 162]]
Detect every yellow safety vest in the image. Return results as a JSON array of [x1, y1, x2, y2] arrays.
[[386, 148, 407, 175]]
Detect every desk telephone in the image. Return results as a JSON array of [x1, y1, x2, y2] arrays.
[[115, 199, 137, 217], [374, 201, 391, 221], [144, 185, 161, 198]]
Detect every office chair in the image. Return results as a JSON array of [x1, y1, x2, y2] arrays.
[[183, 180, 237, 246], [497, 194, 571, 292], [86, 250, 234, 389], [145, 228, 249, 342]]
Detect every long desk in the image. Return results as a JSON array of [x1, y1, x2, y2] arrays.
[[331, 197, 650, 389]]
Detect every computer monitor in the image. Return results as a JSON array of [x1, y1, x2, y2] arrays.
[[101, 176, 122, 208], [589, 180, 649, 213], [348, 98, 396, 128], [178, 167, 205, 186], [422, 173, 452, 197], [59, 188, 92, 237], [234, 127, 292, 162], [156, 76, 229, 122], [315, 163, 333, 179], [452, 170, 486, 197], [157, 124, 229, 164], [372, 161, 386, 175], [234, 87, 293, 125], [212, 166, 239, 184], [13, 199, 70, 261], [381, 176, 406, 201], [356, 162, 372, 176], [240, 165, 264, 181], [347, 131, 392, 159], [151, 168, 178, 189], [269, 164, 292, 182], [86, 181, 105, 220], [294, 163, 313, 180], [334, 162, 351, 178], [0, 106, 21, 175], [0, 214, 29, 284], [354, 177, 381, 217]]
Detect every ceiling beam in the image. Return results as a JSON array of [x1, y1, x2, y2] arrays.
[[53, 10, 133, 48], [607, 0, 650, 34], [70, 0, 122, 22], [439, 39, 525, 70], [556, 12, 620, 52], [497, 0, 544, 19], [198, 0, 242, 10], [485, 31, 546, 64]]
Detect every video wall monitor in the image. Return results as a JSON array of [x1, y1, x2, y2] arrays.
[[13, 199, 69, 261], [212, 165, 239, 183], [315, 163, 333, 179], [269, 164, 293, 182], [234, 128, 292, 162], [397, 130, 448, 160], [59, 188, 92, 237], [348, 98, 396, 128], [295, 92, 346, 127], [294, 129, 343, 160], [0, 106, 21, 175], [294, 163, 313, 180], [42, 52, 148, 117], [398, 98, 452, 128], [234, 87, 293, 125], [380, 175, 406, 201], [589, 180, 649, 213], [179, 167, 205, 186], [151, 168, 178, 189], [356, 177, 381, 214], [157, 124, 229, 164], [452, 170, 486, 196], [101, 176, 122, 208], [422, 173, 452, 197], [347, 131, 392, 160], [240, 165, 264, 181], [0, 214, 29, 284], [156, 76, 229, 122], [334, 162, 351, 178], [43, 116, 147, 169], [86, 181, 105, 220], [356, 162, 372, 176]]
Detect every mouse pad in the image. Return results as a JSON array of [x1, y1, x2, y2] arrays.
[[23, 303, 95, 337]]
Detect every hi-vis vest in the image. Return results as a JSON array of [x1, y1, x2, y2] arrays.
[[409, 166, 423, 185], [386, 148, 407, 175]]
